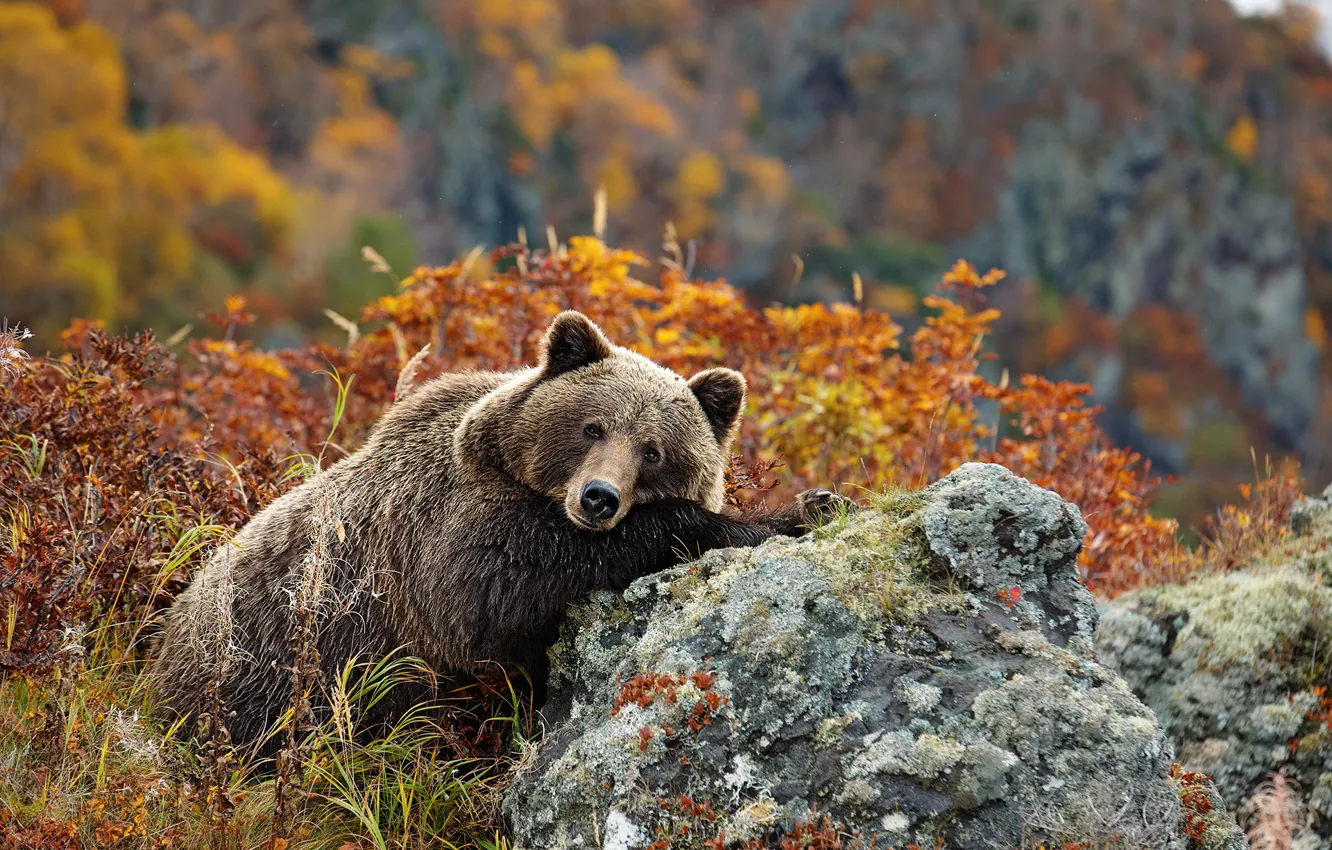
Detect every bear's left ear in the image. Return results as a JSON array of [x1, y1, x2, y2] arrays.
[[539, 311, 614, 378], [688, 368, 747, 442]]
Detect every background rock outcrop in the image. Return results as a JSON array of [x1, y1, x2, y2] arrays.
[[1099, 484, 1332, 846], [504, 463, 1247, 849]]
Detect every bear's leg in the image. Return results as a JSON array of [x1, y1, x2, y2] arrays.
[[736, 488, 858, 537], [448, 491, 856, 707], [596, 489, 857, 583]]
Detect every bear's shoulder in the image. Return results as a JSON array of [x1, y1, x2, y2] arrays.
[[369, 369, 520, 444], [411, 369, 518, 411]]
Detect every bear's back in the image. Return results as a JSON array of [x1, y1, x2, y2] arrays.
[[148, 368, 521, 733], [366, 369, 518, 463]]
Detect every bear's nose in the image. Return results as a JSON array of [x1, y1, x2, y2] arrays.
[[580, 480, 620, 522]]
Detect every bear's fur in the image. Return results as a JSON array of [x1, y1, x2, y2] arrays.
[[149, 311, 850, 746]]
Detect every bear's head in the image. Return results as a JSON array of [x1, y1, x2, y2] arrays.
[[456, 311, 745, 531]]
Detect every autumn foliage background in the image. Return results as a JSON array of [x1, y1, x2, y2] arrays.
[[3, 0, 1332, 524], [0, 0, 1327, 846]]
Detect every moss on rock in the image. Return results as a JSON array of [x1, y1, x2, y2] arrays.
[[1098, 482, 1332, 847]]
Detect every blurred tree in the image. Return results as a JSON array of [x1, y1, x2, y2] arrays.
[[0, 3, 294, 344], [322, 213, 416, 322]]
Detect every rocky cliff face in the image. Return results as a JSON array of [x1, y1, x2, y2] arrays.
[[966, 122, 1320, 465], [503, 464, 1248, 850], [1099, 484, 1332, 847]]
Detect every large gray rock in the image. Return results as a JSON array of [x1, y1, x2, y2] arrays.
[[1098, 484, 1332, 848], [504, 463, 1247, 849]]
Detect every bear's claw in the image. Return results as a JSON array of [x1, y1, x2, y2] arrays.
[[794, 488, 858, 531]]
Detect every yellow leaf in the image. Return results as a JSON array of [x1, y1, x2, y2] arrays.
[[734, 87, 759, 120], [1306, 307, 1327, 351], [1180, 48, 1207, 83], [597, 152, 639, 206], [675, 151, 725, 200], [1226, 116, 1259, 162]]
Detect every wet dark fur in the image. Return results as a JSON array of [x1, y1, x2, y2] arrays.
[[149, 312, 849, 748]]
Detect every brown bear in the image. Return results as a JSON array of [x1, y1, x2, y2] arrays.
[[149, 310, 852, 747]]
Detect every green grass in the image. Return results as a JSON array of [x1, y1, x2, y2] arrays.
[[796, 486, 958, 635], [0, 598, 526, 850]]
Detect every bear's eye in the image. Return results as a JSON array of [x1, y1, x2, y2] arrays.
[[583, 423, 604, 440], [643, 447, 661, 464]]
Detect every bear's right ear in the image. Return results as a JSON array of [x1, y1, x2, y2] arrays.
[[688, 368, 747, 443], [539, 311, 613, 379]]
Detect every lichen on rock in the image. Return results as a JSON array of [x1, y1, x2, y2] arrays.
[[1098, 482, 1332, 847], [505, 463, 1247, 849]]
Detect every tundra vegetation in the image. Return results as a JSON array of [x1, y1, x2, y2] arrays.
[[0, 235, 1307, 848]]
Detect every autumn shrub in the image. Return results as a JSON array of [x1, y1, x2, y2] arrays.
[[1147, 459, 1306, 588], [0, 328, 266, 672]]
